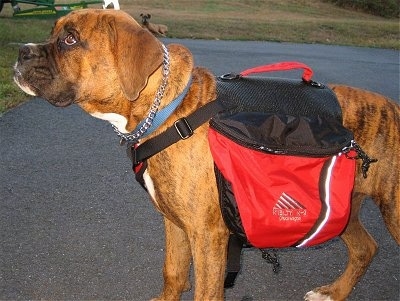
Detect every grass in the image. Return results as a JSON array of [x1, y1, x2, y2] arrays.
[[0, 0, 398, 114]]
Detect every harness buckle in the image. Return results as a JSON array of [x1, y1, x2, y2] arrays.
[[174, 118, 193, 139]]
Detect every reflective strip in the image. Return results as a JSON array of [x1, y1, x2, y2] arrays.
[[296, 155, 337, 247]]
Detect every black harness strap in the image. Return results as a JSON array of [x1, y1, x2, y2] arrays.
[[126, 99, 224, 168], [224, 234, 244, 288]]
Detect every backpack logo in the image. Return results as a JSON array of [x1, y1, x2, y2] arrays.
[[273, 192, 307, 222]]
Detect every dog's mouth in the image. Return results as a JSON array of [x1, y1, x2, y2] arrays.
[[13, 63, 76, 108], [14, 42, 77, 108], [13, 65, 38, 97]]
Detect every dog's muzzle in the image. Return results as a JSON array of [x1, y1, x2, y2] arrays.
[[13, 44, 40, 96], [14, 43, 77, 107]]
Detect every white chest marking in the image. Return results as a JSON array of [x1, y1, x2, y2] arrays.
[[90, 112, 129, 133], [143, 170, 157, 203]]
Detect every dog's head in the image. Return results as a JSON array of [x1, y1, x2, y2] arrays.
[[14, 9, 164, 108], [140, 13, 151, 24]]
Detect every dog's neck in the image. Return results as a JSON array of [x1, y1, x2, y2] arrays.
[[88, 44, 194, 140], [127, 44, 193, 132]]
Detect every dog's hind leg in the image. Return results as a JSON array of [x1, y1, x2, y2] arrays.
[[153, 218, 192, 301], [304, 192, 378, 301], [381, 203, 400, 244], [374, 187, 400, 244]]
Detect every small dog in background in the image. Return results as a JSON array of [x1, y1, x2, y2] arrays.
[[140, 13, 168, 36]]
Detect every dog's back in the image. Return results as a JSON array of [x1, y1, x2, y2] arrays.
[[331, 85, 400, 242]]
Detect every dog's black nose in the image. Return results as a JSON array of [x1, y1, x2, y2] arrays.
[[18, 45, 35, 62]]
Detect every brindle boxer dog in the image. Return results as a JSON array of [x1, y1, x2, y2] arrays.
[[13, 9, 399, 301]]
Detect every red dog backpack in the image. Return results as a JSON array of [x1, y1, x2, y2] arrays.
[[209, 112, 356, 248], [208, 62, 357, 248]]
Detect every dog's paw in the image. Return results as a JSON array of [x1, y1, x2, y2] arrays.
[[304, 290, 334, 301]]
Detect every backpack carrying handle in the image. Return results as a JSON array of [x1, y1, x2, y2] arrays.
[[240, 61, 313, 82]]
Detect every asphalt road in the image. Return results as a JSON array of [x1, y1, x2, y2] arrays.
[[1, 39, 399, 301]]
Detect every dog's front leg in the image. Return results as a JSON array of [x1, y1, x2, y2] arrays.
[[153, 218, 192, 301], [191, 222, 229, 301]]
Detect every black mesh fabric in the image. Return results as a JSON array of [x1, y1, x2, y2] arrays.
[[216, 76, 343, 123]]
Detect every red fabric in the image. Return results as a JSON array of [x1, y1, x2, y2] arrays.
[[209, 128, 355, 248], [239, 61, 314, 82], [307, 153, 355, 246]]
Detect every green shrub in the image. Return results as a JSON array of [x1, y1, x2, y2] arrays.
[[327, 0, 399, 18]]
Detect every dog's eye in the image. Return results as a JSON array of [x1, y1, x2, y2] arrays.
[[63, 34, 77, 46]]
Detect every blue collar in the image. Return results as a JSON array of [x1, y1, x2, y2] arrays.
[[133, 77, 192, 140]]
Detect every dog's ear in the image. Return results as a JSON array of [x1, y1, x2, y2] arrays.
[[107, 15, 163, 101]]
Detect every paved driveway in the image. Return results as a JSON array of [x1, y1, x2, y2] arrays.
[[1, 39, 399, 300]]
